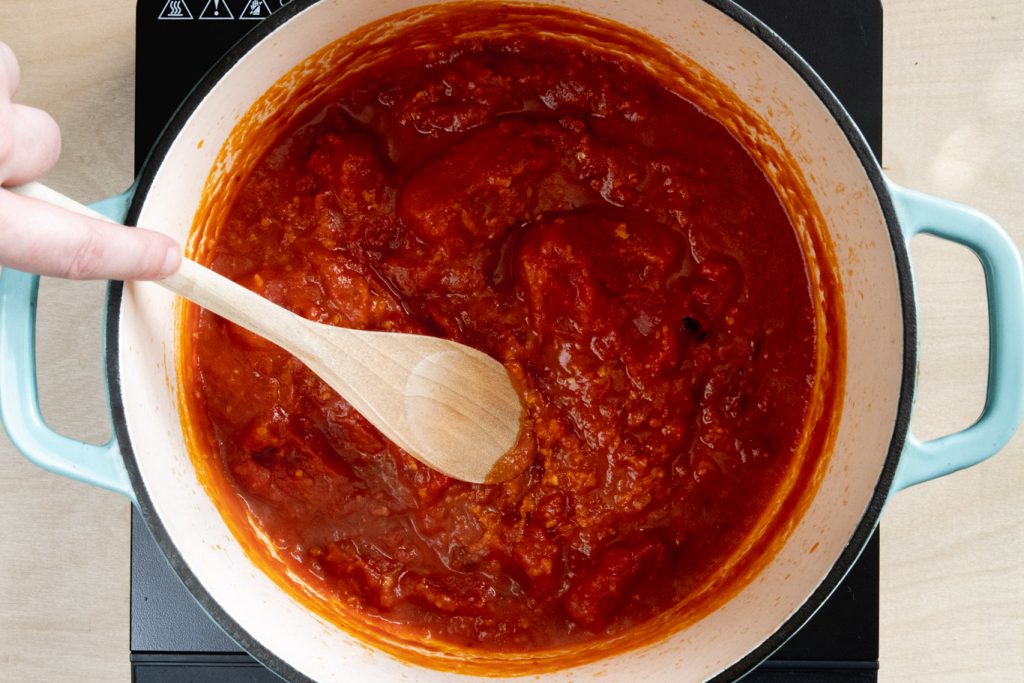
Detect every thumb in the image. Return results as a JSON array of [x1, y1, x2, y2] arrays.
[[0, 188, 181, 280]]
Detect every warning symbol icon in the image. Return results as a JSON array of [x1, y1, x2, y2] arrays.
[[239, 0, 273, 20], [158, 0, 194, 20], [198, 0, 234, 20]]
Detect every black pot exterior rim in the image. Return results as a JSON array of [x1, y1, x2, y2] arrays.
[[105, 1, 915, 681]]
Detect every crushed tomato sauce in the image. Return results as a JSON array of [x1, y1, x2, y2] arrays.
[[183, 6, 833, 656]]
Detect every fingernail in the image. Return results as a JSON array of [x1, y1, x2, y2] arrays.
[[161, 244, 181, 277]]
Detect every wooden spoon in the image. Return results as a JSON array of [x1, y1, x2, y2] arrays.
[[13, 182, 525, 484]]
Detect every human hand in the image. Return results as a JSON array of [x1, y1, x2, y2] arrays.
[[0, 42, 180, 280]]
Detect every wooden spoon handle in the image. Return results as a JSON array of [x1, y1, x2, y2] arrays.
[[8, 181, 110, 219], [11, 182, 415, 406], [159, 257, 312, 356], [9, 183, 302, 349]]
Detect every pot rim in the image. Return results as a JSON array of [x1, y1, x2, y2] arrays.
[[106, 1, 917, 680]]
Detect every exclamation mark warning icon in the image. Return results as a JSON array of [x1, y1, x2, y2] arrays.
[[199, 0, 234, 20], [240, 0, 273, 20], [158, 0, 194, 19]]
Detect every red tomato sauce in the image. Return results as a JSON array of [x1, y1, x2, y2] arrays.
[[182, 4, 837, 659]]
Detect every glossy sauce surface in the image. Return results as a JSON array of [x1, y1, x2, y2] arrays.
[[185, 7, 825, 654]]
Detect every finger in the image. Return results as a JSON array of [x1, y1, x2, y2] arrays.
[[0, 104, 61, 186], [0, 42, 20, 96], [0, 189, 181, 280]]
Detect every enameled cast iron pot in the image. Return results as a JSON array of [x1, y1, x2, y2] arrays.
[[2, 1, 1022, 681]]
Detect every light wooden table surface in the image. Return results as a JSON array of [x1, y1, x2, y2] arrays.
[[0, 1, 1021, 681]]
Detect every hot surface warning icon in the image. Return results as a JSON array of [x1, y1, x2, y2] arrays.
[[199, 0, 234, 20], [239, 0, 273, 20], [158, 0, 194, 19]]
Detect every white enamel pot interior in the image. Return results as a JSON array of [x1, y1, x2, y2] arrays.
[[110, 1, 911, 681]]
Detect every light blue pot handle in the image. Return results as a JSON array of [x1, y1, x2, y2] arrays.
[[0, 188, 137, 501], [889, 181, 1024, 492]]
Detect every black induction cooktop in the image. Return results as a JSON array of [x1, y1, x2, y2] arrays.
[[130, 1, 882, 680]]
